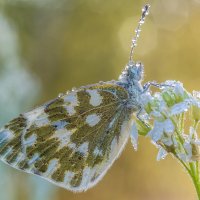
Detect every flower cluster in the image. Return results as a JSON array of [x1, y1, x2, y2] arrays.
[[132, 80, 200, 163]]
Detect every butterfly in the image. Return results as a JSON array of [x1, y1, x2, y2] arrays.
[[0, 4, 155, 192]]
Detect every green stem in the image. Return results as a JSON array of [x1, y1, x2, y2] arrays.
[[197, 162, 199, 182], [176, 156, 200, 199], [174, 116, 200, 199], [170, 116, 184, 144], [189, 163, 200, 200], [192, 176, 200, 200]]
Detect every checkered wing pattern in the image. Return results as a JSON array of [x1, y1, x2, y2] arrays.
[[0, 82, 133, 192]]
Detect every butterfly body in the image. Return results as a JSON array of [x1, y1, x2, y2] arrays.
[[118, 62, 144, 111]]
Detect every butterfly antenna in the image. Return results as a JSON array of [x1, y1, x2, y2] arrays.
[[129, 4, 150, 63]]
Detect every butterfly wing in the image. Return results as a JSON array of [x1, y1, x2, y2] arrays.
[[0, 82, 133, 192]]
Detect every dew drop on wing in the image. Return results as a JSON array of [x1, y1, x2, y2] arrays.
[[72, 87, 77, 91], [58, 93, 64, 98]]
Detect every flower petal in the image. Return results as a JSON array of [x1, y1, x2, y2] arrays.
[[148, 121, 164, 142], [157, 147, 168, 161], [130, 121, 138, 150], [170, 101, 190, 115], [164, 119, 175, 134]]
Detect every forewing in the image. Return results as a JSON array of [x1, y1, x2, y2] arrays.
[[0, 82, 133, 192]]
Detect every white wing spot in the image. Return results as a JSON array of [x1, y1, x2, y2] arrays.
[[13, 153, 25, 167], [28, 153, 40, 166], [86, 89, 103, 106], [24, 134, 37, 146], [93, 146, 103, 156], [65, 105, 76, 116], [2, 147, 13, 159], [43, 159, 59, 177], [53, 121, 68, 129], [64, 171, 75, 184], [51, 128, 77, 149], [34, 113, 50, 127], [68, 142, 76, 150], [79, 166, 92, 187], [25, 107, 44, 122], [63, 92, 79, 116], [77, 142, 89, 155], [86, 114, 101, 127], [0, 129, 14, 143]]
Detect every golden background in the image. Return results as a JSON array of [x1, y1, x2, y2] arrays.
[[0, 0, 200, 200]]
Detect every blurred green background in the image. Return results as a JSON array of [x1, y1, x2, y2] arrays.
[[0, 0, 200, 199]]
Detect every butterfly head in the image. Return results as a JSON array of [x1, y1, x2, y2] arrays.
[[127, 62, 144, 81], [119, 62, 144, 84]]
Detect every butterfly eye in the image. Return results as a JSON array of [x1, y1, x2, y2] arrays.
[[126, 63, 143, 81], [136, 63, 144, 80]]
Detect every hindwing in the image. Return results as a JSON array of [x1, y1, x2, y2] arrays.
[[0, 82, 133, 191]]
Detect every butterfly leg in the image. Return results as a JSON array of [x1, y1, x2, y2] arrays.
[[136, 107, 150, 128], [143, 81, 172, 93]]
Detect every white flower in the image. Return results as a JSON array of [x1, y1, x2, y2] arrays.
[[148, 121, 164, 142], [136, 80, 200, 163], [161, 137, 174, 146], [183, 141, 193, 162], [163, 118, 175, 133], [150, 110, 163, 118], [130, 121, 138, 150], [178, 127, 200, 162], [177, 141, 198, 162], [193, 91, 200, 99], [157, 147, 168, 161], [148, 119, 175, 143], [170, 100, 191, 115], [140, 92, 153, 106], [177, 153, 189, 162], [174, 82, 185, 96]]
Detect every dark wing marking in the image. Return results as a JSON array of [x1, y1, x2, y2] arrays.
[[0, 82, 134, 191]]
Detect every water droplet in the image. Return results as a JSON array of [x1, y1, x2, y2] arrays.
[[132, 39, 137, 43], [136, 62, 141, 67], [157, 147, 168, 161], [72, 87, 76, 91], [99, 81, 104, 85], [66, 90, 70, 95], [58, 93, 63, 98], [139, 19, 145, 24], [193, 91, 200, 99], [135, 29, 141, 33]]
